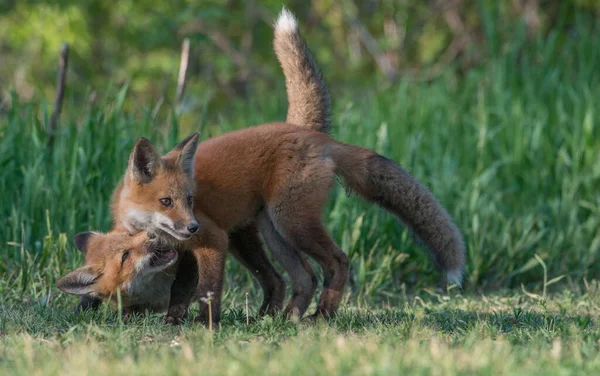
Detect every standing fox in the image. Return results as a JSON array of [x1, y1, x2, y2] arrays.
[[58, 10, 465, 325]]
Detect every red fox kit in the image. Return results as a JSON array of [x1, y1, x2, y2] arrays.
[[68, 8, 332, 318], [58, 10, 465, 325], [57, 231, 179, 314]]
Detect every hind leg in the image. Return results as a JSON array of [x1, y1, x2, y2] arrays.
[[259, 214, 317, 318], [229, 223, 286, 316], [267, 147, 347, 317], [269, 211, 349, 318]]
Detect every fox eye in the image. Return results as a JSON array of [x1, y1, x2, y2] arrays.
[[121, 250, 130, 264], [187, 195, 193, 206], [160, 197, 172, 207]]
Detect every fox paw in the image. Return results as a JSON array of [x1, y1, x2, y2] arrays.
[[303, 311, 331, 324], [163, 315, 186, 325]]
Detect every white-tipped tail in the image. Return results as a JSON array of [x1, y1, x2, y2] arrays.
[[446, 268, 464, 288], [274, 7, 298, 33], [273, 5, 331, 133]]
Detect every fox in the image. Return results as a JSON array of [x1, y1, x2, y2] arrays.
[[58, 231, 179, 315], [58, 10, 465, 326], [60, 122, 465, 324], [65, 8, 332, 319]]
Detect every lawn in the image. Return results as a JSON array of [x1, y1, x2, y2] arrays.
[[1, 15, 599, 375], [1, 290, 599, 375]]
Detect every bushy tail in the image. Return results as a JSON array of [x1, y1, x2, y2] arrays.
[[330, 143, 465, 286], [274, 8, 331, 134]]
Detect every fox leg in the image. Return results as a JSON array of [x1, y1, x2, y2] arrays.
[[228, 223, 286, 316], [188, 218, 228, 328], [271, 215, 348, 318], [266, 157, 348, 318], [266, 167, 347, 317], [164, 251, 199, 325], [259, 214, 317, 318], [193, 246, 226, 327]]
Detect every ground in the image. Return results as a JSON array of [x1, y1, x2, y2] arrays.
[[2, 288, 599, 375]]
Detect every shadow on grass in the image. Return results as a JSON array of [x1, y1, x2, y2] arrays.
[[0, 302, 596, 340], [328, 307, 595, 335]]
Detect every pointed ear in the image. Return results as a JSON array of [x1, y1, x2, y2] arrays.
[[57, 266, 100, 296], [73, 232, 95, 254], [128, 137, 161, 184], [175, 132, 199, 177]]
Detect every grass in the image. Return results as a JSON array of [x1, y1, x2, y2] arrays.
[[1, 289, 599, 375], [1, 16, 600, 375]]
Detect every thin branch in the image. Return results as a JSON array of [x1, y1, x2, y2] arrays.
[[179, 20, 268, 79], [180, 20, 246, 67], [176, 38, 190, 106], [241, 0, 256, 58], [48, 43, 69, 148], [343, 13, 397, 80]]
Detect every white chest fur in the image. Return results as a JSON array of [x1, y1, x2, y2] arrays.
[[124, 264, 177, 312]]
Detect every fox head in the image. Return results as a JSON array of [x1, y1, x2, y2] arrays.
[[114, 133, 200, 242], [57, 231, 178, 309]]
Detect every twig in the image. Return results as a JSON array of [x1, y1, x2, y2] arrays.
[[48, 43, 69, 148], [245, 292, 249, 325], [208, 299, 212, 331], [201, 291, 214, 331], [521, 283, 542, 300], [179, 20, 268, 80], [176, 38, 190, 106], [345, 17, 397, 80], [414, 36, 469, 81], [337, 0, 397, 80], [241, 0, 256, 58], [180, 20, 246, 68], [402, 0, 475, 82]]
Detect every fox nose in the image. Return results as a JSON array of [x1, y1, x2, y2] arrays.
[[187, 222, 200, 234]]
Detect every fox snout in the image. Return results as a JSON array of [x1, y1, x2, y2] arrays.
[[187, 222, 199, 234], [177, 220, 199, 236], [169, 219, 199, 240]]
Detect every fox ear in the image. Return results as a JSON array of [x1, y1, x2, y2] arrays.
[[73, 232, 95, 254], [175, 132, 199, 177], [57, 266, 100, 296], [129, 137, 161, 184]]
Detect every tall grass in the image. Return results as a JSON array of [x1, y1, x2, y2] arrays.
[[1, 19, 599, 309]]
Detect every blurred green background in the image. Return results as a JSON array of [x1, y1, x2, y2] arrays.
[[2, 0, 598, 111]]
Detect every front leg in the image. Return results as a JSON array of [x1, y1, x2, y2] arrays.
[[229, 223, 286, 316], [164, 251, 199, 325], [193, 244, 227, 328], [188, 218, 228, 328]]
